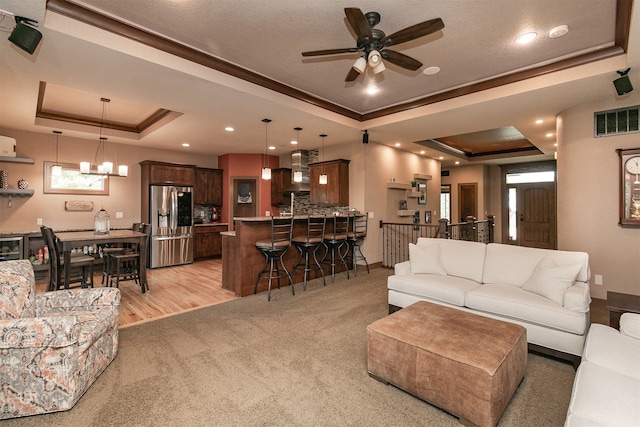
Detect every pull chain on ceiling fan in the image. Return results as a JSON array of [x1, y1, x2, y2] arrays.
[[302, 8, 444, 82]]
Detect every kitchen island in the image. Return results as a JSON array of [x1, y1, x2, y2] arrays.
[[221, 215, 352, 297]]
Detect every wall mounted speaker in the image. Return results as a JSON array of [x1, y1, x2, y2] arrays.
[[614, 75, 633, 96], [8, 18, 42, 55], [362, 130, 369, 144]]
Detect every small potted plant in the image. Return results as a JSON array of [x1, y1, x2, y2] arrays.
[[411, 180, 417, 187]]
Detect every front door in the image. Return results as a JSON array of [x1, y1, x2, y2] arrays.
[[232, 178, 257, 219], [507, 182, 556, 249]]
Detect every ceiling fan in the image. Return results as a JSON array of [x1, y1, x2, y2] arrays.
[[302, 8, 444, 82]]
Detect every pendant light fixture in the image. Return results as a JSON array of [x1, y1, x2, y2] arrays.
[[261, 118, 272, 180], [51, 130, 63, 177], [293, 127, 303, 183], [80, 98, 128, 177], [319, 134, 328, 185]]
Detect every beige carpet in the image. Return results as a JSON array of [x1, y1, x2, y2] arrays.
[[7, 268, 578, 426]]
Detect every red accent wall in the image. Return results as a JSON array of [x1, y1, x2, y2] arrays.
[[218, 153, 279, 224]]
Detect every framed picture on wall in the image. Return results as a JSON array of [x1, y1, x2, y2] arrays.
[[417, 182, 427, 205]]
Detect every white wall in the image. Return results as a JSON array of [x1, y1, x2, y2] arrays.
[[557, 93, 640, 298], [0, 129, 217, 233]]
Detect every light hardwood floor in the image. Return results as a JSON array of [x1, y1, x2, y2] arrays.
[[36, 259, 238, 328]]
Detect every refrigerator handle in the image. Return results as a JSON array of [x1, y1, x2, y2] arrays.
[[170, 187, 178, 232]]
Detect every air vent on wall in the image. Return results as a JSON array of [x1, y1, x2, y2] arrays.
[[594, 105, 639, 137]]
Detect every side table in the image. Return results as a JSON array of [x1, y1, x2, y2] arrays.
[[606, 291, 640, 329]]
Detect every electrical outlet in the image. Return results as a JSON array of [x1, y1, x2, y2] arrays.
[[116, 211, 124, 219], [368, 212, 374, 218], [36, 218, 43, 226], [594, 274, 603, 285]]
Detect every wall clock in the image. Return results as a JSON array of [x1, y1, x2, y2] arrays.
[[617, 148, 640, 227]]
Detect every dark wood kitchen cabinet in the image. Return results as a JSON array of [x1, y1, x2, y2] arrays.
[[309, 159, 349, 206], [195, 167, 223, 205], [270, 168, 292, 206], [194, 224, 227, 259], [140, 160, 195, 186]]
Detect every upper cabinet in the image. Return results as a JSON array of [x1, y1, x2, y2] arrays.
[[140, 160, 195, 186], [195, 167, 223, 206], [270, 168, 292, 206], [309, 159, 349, 206]]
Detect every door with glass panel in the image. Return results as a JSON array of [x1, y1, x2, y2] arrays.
[[506, 171, 556, 249]]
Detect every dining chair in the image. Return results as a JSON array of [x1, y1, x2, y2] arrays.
[[254, 216, 294, 301], [108, 223, 151, 293], [40, 226, 95, 291], [101, 222, 143, 285]]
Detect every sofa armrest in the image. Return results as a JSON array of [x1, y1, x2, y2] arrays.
[[394, 261, 411, 276], [563, 281, 591, 312], [0, 315, 80, 348], [620, 313, 640, 340], [35, 287, 120, 316]]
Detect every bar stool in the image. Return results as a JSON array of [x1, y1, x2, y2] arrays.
[[347, 213, 369, 276], [291, 215, 326, 290], [254, 216, 294, 301], [322, 215, 350, 283], [108, 223, 151, 293], [40, 226, 95, 290]]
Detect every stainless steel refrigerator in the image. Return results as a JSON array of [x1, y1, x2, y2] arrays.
[[149, 185, 193, 268]]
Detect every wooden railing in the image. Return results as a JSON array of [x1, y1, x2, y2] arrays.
[[381, 215, 495, 268]]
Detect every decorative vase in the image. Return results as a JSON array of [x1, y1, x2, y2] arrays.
[[0, 170, 7, 189], [17, 178, 28, 189]]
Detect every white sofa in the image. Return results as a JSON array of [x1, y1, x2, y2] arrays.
[[387, 238, 591, 364], [565, 313, 640, 426]]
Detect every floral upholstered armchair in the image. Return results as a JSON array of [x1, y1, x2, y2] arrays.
[[0, 260, 120, 419]]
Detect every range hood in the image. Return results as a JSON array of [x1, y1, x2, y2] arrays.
[[281, 149, 310, 193]]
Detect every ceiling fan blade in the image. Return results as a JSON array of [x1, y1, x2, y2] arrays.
[[382, 18, 444, 46], [302, 48, 359, 57], [344, 8, 372, 41], [345, 67, 361, 82], [381, 50, 423, 71]]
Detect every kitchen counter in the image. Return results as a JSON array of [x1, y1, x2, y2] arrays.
[[222, 214, 362, 297], [194, 222, 229, 227]]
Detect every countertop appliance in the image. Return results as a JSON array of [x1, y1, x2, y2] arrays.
[[149, 185, 193, 268]]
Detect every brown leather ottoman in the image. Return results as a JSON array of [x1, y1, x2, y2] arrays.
[[367, 301, 527, 427]]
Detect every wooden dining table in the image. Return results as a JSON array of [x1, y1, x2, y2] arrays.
[[55, 230, 149, 293]]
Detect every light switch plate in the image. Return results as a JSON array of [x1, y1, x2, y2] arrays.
[[368, 212, 374, 218], [36, 218, 43, 226], [116, 211, 124, 219]]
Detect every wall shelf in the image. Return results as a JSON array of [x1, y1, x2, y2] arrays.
[[387, 182, 411, 190], [407, 190, 421, 198], [0, 156, 35, 164], [397, 210, 415, 216], [413, 173, 432, 181], [0, 188, 34, 196]]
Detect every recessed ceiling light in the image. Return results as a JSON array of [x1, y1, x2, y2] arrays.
[[290, 139, 298, 145], [182, 143, 190, 147], [515, 32, 537, 44], [546, 133, 554, 138], [535, 119, 544, 124], [439, 156, 444, 160], [549, 25, 569, 39], [554, 143, 558, 147], [225, 126, 234, 132], [423, 66, 440, 75], [366, 86, 379, 95], [454, 161, 460, 165], [420, 150, 425, 154], [268, 146, 275, 150], [395, 143, 401, 147]]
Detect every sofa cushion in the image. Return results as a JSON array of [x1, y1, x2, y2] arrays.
[[409, 243, 446, 275], [465, 283, 587, 334], [388, 274, 481, 307], [0, 260, 36, 319], [566, 361, 640, 427], [483, 244, 589, 288], [416, 238, 486, 283], [620, 312, 640, 340], [583, 323, 640, 381], [521, 257, 581, 305]]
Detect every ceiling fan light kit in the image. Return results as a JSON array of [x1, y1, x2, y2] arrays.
[[302, 7, 444, 82]]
